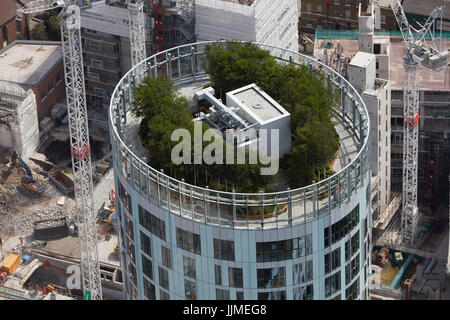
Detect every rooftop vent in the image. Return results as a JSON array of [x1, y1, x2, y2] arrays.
[[253, 103, 262, 109]]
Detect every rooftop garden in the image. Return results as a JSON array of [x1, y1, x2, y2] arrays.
[[130, 41, 339, 193]]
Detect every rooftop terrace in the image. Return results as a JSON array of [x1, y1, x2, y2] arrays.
[[110, 41, 370, 229]]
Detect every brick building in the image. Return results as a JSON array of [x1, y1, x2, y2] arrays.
[[0, 0, 17, 50], [299, 0, 397, 35], [0, 41, 65, 121]]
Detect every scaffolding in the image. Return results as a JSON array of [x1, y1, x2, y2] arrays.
[[151, 0, 195, 52]]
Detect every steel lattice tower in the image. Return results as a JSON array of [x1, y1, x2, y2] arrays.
[[127, 0, 147, 69], [19, 1, 102, 300], [389, 0, 448, 245]]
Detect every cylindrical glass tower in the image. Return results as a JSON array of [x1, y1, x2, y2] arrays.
[[109, 41, 372, 300]]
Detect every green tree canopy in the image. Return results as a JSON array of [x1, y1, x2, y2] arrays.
[[131, 75, 274, 192], [30, 12, 61, 41], [202, 41, 339, 187]]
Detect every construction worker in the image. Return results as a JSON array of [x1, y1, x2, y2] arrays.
[[19, 236, 23, 246]]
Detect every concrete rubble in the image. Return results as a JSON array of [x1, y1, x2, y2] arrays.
[[0, 156, 77, 238]]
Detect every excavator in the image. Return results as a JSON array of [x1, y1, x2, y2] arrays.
[[12, 151, 45, 197]]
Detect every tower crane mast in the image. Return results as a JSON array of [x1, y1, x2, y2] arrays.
[[388, 0, 449, 244], [18, 0, 102, 300], [126, 0, 147, 68]]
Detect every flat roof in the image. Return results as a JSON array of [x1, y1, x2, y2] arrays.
[[229, 84, 289, 124], [350, 51, 375, 68], [314, 38, 450, 90], [0, 41, 63, 88]]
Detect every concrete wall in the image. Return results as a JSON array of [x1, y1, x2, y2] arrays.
[[13, 92, 39, 158], [0, 126, 13, 148], [349, 52, 376, 93]]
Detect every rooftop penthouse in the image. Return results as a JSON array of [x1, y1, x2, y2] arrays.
[[194, 83, 291, 158]]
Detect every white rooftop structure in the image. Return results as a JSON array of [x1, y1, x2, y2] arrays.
[[0, 41, 62, 88], [349, 51, 376, 93], [195, 83, 291, 158], [226, 83, 290, 125]]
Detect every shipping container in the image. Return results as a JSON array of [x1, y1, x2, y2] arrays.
[[1, 254, 20, 274]]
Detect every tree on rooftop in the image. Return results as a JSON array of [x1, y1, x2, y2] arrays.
[[202, 41, 339, 187], [131, 75, 275, 193]]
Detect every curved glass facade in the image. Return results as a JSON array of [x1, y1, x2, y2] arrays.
[[109, 41, 372, 300]]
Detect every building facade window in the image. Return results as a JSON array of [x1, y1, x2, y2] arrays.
[[215, 265, 221, 285], [89, 40, 102, 51], [128, 261, 136, 286], [143, 278, 155, 299], [176, 228, 201, 254], [56, 72, 61, 84], [324, 204, 359, 247], [160, 289, 170, 300], [293, 260, 313, 284], [158, 266, 169, 290], [183, 256, 196, 279], [228, 267, 243, 288], [118, 181, 131, 212], [90, 58, 104, 68], [48, 81, 54, 92], [325, 272, 341, 297], [213, 239, 235, 261], [293, 284, 313, 300], [346, 278, 360, 300], [258, 290, 286, 300], [345, 253, 360, 284], [138, 205, 166, 241], [216, 288, 230, 300], [140, 231, 151, 257], [162, 246, 171, 269], [185, 279, 196, 300], [256, 235, 312, 262], [142, 254, 153, 280], [257, 267, 286, 289], [325, 247, 341, 274], [126, 237, 135, 263]]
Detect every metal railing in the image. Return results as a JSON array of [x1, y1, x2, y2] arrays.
[[109, 41, 371, 229]]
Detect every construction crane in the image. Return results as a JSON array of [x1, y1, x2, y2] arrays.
[[388, 0, 449, 245], [126, 0, 147, 69], [18, 0, 102, 300]]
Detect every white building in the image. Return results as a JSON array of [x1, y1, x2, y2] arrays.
[[349, 50, 391, 223], [195, 0, 299, 52], [195, 84, 291, 158]]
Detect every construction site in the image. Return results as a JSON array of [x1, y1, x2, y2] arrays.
[[0, 0, 449, 301], [0, 44, 120, 300], [0, 144, 122, 300], [310, 1, 450, 300]]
